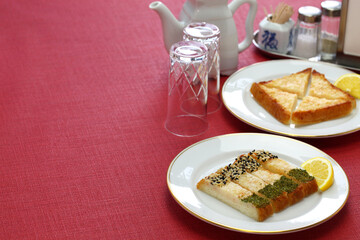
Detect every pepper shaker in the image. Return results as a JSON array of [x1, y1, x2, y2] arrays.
[[292, 6, 322, 59], [320, 1, 342, 61]]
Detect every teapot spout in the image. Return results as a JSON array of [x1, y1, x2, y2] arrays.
[[149, 1, 185, 52]]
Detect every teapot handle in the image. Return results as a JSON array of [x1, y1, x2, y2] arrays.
[[229, 0, 258, 52]]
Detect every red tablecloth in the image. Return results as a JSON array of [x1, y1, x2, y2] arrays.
[[1, 0, 359, 239]]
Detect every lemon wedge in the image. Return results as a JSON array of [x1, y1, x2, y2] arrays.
[[334, 73, 360, 99], [301, 157, 334, 191]]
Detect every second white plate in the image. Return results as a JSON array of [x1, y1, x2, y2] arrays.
[[222, 59, 360, 138], [167, 133, 349, 234]]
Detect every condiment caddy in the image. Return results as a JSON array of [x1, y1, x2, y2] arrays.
[[258, 3, 294, 54], [253, 1, 360, 72]]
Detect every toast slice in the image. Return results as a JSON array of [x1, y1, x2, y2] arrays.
[[261, 68, 312, 99], [250, 83, 297, 124], [197, 171, 273, 221], [251, 168, 305, 206], [251, 68, 356, 125], [292, 96, 354, 125], [249, 150, 318, 197], [225, 156, 288, 212], [309, 70, 356, 109], [233, 154, 303, 210], [292, 70, 356, 124], [197, 150, 318, 221]]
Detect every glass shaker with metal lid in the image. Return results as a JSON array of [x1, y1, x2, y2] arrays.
[[292, 6, 322, 59], [320, 1, 342, 61]]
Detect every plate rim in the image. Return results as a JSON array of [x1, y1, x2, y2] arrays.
[[221, 59, 360, 138], [167, 133, 350, 234]]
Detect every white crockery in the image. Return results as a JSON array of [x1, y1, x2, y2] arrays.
[[149, 0, 257, 75], [167, 133, 349, 234], [258, 16, 295, 54], [222, 60, 360, 138]]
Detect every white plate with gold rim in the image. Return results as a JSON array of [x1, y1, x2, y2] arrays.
[[222, 59, 360, 138], [167, 133, 349, 234]]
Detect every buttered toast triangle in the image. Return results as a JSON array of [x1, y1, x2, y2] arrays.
[[309, 70, 356, 108], [292, 70, 356, 125], [250, 83, 297, 124], [292, 96, 353, 125], [251, 68, 357, 125], [261, 68, 312, 99]]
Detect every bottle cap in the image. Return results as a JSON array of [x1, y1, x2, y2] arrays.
[[298, 6, 322, 23], [321, 1, 341, 17]]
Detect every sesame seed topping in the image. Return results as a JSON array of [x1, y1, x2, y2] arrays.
[[250, 150, 278, 162], [206, 150, 278, 186]]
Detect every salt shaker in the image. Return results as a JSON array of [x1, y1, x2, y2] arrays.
[[292, 6, 322, 59], [320, 1, 342, 61]]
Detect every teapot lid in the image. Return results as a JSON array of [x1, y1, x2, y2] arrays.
[[183, 22, 220, 39]]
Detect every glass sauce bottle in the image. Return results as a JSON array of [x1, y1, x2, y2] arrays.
[[292, 6, 322, 59], [320, 1, 342, 61]]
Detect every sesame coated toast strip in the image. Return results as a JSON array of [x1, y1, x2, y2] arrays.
[[219, 162, 289, 213], [251, 167, 305, 205], [234, 154, 305, 208], [197, 171, 273, 221], [249, 150, 318, 197], [197, 149, 318, 221]]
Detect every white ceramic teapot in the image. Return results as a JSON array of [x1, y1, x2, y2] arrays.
[[149, 0, 258, 75]]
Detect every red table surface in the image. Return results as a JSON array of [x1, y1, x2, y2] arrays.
[[1, 0, 359, 239]]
